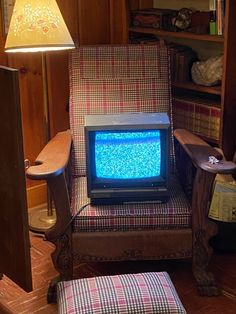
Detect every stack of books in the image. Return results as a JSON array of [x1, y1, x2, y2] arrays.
[[173, 95, 221, 142], [209, 0, 225, 35], [167, 43, 197, 83]]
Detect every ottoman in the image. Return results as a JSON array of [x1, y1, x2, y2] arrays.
[[57, 272, 186, 314]]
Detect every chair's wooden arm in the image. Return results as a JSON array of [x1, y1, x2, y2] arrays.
[[26, 130, 72, 180], [26, 130, 73, 263], [174, 129, 236, 174]]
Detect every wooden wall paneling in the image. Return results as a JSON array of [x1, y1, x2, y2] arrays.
[[57, 0, 79, 46], [0, 3, 47, 206], [153, 0, 207, 10], [221, 0, 236, 160], [109, 0, 154, 44], [129, 0, 153, 10], [46, 0, 79, 138], [26, 183, 47, 209], [47, 52, 70, 138], [78, 0, 110, 44], [7, 53, 47, 208], [47, 0, 112, 137], [109, 0, 129, 44]]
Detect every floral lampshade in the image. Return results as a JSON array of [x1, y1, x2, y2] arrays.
[[5, 0, 75, 52]]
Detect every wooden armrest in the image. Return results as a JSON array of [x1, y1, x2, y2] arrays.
[[174, 129, 236, 174], [26, 130, 72, 180]]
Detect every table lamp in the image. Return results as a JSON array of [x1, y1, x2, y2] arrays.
[[5, 0, 75, 232]]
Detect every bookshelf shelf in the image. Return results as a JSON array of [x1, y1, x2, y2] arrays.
[[119, 0, 236, 159], [172, 81, 221, 95], [129, 27, 224, 43]]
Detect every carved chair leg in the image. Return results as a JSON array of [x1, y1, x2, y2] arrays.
[[193, 229, 220, 296], [192, 168, 220, 296], [47, 232, 73, 303], [47, 276, 61, 304], [47, 240, 73, 304], [46, 174, 73, 303]]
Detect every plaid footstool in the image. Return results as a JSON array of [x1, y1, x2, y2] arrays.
[[57, 272, 186, 314]]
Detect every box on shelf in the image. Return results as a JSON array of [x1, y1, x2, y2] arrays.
[[173, 95, 221, 142], [188, 11, 211, 34], [167, 42, 197, 82], [131, 9, 177, 31]]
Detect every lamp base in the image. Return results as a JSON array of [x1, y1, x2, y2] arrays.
[[29, 207, 56, 233]]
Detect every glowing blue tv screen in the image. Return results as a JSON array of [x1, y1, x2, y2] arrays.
[[85, 112, 170, 204], [95, 130, 161, 179]]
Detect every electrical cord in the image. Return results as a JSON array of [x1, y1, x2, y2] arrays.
[[45, 202, 91, 241]]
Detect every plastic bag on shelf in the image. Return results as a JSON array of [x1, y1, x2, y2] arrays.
[[191, 55, 223, 86]]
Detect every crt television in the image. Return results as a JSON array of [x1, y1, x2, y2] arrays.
[[85, 112, 170, 205]]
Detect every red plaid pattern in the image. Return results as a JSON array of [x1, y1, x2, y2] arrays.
[[173, 95, 221, 141], [71, 176, 191, 232], [69, 45, 175, 177], [57, 272, 186, 314]]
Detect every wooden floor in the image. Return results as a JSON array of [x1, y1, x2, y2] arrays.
[[0, 233, 236, 313]]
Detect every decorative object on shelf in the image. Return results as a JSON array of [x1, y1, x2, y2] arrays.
[[171, 9, 211, 34], [172, 8, 193, 31], [131, 8, 177, 31], [191, 55, 223, 86], [209, 156, 220, 164], [188, 11, 211, 34], [5, 0, 75, 233], [167, 42, 197, 83]]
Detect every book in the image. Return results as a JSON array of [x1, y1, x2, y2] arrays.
[[166, 43, 191, 82], [172, 95, 221, 141], [176, 50, 197, 82], [217, 0, 223, 35], [209, 179, 236, 222], [209, 0, 217, 35]]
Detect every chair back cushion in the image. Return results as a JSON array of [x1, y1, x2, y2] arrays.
[[69, 44, 174, 176]]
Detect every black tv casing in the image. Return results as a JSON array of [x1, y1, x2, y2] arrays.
[[84, 112, 170, 205]]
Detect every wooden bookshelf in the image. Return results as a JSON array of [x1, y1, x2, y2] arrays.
[[109, 0, 236, 159], [123, 1, 236, 159], [172, 81, 221, 96], [129, 26, 224, 43]]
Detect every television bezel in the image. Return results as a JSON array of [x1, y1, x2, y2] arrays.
[[84, 113, 170, 204]]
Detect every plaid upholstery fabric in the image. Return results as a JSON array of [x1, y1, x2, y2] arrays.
[[57, 272, 186, 314], [71, 176, 191, 232], [173, 95, 221, 141], [69, 44, 175, 177]]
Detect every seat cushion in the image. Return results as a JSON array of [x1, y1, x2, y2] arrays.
[[57, 272, 186, 314], [71, 176, 191, 232]]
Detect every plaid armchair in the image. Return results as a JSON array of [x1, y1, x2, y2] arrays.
[[27, 44, 236, 302]]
